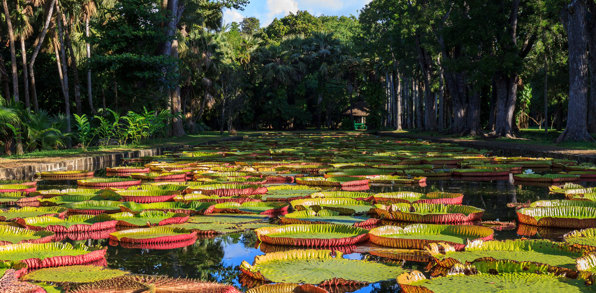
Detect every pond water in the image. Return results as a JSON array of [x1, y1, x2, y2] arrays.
[[35, 175, 596, 293]]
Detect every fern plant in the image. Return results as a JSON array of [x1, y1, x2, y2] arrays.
[[73, 114, 94, 151]]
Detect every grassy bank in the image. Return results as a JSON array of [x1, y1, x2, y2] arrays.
[[389, 128, 595, 150]]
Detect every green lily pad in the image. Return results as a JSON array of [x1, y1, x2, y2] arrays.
[[0, 207, 66, 220], [0, 225, 53, 244], [290, 198, 374, 215], [431, 239, 582, 270], [0, 242, 96, 262], [241, 249, 405, 284], [22, 265, 129, 283]]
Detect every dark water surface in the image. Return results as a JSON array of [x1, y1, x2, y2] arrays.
[[36, 177, 596, 292]]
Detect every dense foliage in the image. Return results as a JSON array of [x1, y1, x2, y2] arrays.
[[1, 0, 595, 155]]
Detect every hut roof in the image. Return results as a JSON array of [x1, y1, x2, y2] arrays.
[[343, 107, 369, 117]]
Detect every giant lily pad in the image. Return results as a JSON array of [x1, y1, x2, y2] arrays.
[[517, 205, 596, 228], [564, 228, 596, 252], [186, 184, 267, 196], [0, 225, 54, 245], [0, 242, 106, 269], [255, 224, 368, 247], [131, 172, 187, 181], [109, 211, 189, 227], [77, 178, 141, 188], [0, 192, 41, 207], [367, 175, 426, 185], [369, 224, 494, 250], [281, 209, 379, 227], [247, 284, 328, 293], [398, 266, 593, 293], [63, 200, 123, 215], [290, 198, 374, 215], [116, 190, 179, 203], [68, 275, 241, 293], [240, 249, 405, 285], [0, 207, 67, 221], [174, 214, 272, 234], [205, 201, 288, 216], [261, 185, 321, 201], [295, 176, 369, 187], [310, 191, 373, 200], [120, 201, 212, 214], [109, 227, 198, 249], [39, 170, 94, 179], [373, 192, 463, 205], [16, 215, 118, 232], [22, 265, 129, 283], [576, 253, 596, 273], [373, 203, 484, 223], [428, 239, 582, 272], [0, 184, 37, 193]]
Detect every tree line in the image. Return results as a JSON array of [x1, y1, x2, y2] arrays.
[[0, 0, 594, 156]]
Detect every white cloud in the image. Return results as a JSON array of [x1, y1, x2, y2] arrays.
[[223, 8, 245, 25], [299, 0, 343, 10], [268, 0, 299, 16], [264, 0, 298, 25]]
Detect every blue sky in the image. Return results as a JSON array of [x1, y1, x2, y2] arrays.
[[223, 0, 372, 27]]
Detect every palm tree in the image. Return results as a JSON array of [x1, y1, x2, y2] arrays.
[[2, 0, 20, 103], [29, 0, 57, 112], [82, 0, 97, 113], [14, 0, 35, 109]]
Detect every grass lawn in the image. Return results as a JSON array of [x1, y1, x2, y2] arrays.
[[389, 128, 595, 150]]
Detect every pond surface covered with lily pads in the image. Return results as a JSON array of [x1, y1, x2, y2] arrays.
[[2, 133, 596, 292]]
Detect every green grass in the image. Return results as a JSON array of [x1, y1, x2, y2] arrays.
[[389, 128, 595, 150]]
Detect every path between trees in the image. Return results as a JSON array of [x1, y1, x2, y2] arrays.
[[376, 131, 596, 164]]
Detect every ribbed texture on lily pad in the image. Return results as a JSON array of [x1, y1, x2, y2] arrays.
[[240, 249, 405, 285], [369, 224, 494, 250], [0, 242, 107, 270], [68, 275, 241, 293], [373, 203, 484, 223], [16, 215, 118, 232], [564, 228, 596, 252], [0, 225, 54, 245], [255, 224, 368, 247]]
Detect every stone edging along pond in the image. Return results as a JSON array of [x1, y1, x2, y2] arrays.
[[0, 136, 244, 181], [376, 131, 596, 164]]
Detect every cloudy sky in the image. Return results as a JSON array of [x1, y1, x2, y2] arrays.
[[223, 0, 373, 27]]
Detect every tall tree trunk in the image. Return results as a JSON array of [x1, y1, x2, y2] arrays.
[[85, 18, 95, 113], [65, 22, 82, 115], [395, 69, 402, 130], [2, 0, 19, 103], [466, 87, 481, 135], [20, 36, 30, 109], [163, 0, 185, 136], [29, 0, 56, 112], [437, 57, 445, 130], [415, 37, 436, 130], [416, 81, 423, 129], [56, 1, 71, 135], [170, 37, 185, 136], [544, 54, 549, 133], [494, 75, 518, 137], [558, 0, 594, 142]]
